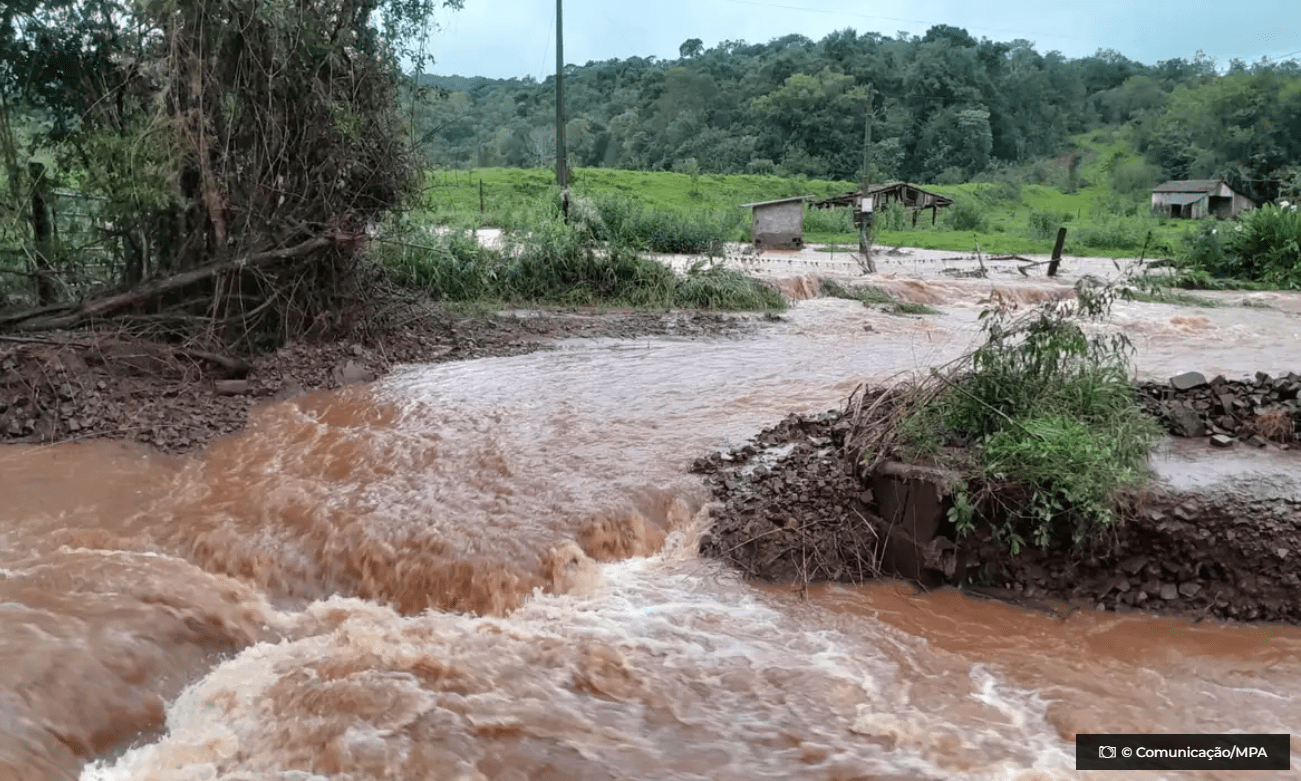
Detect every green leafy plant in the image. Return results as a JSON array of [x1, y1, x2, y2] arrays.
[[1223, 204, 1301, 289], [588, 193, 738, 255], [1027, 210, 1071, 240], [1179, 204, 1301, 288], [893, 275, 1163, 551], [803, 206, 854, 236], [944, 198, 988, 232], [374, 201, 783, 311]]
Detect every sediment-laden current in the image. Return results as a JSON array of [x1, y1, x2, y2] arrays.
[[3, 262, 1300, 780]]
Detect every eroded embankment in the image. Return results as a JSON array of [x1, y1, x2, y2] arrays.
[[695, 397, 1301, 624], [0, 309, 755, 454]]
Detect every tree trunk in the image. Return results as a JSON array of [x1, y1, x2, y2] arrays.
[[28, 162, 57, 306]]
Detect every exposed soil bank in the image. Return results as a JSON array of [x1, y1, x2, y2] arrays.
[[695, 406, 1301, 625], [0, 308, 759, 454]]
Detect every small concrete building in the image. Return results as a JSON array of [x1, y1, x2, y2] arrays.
[[1152, 180, 1256, 219], [741, 196, 805, 249]]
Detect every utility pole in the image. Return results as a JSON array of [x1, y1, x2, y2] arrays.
[[857, 83, 875, 273], [555, 0, 569, 221]]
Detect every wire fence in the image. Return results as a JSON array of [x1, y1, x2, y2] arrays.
[[0, 189, 121, 303]]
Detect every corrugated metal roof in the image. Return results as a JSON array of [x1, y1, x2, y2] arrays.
[[1153, 180, 1223, 194], [1164, 192, 1207, 206], [738, 196, 808, 209], [809, 182, 955, 209]]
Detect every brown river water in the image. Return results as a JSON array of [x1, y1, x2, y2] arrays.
[[2, 256, 1300, 780]]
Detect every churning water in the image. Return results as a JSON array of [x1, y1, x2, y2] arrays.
[[3, 258, 1300, 780]]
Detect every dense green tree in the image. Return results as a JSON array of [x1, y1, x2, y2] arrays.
[[368, 27, 1301, 203], [3, 0, 465, 341], [751, 67, 866, 179], [1137, 69, 1301, 201]]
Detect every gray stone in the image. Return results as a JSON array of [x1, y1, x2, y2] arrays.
[[1119, 556, 1148, 575], [1160, 583, 1179, 601], [213, 379, 251, 396], [1178, 582, 1202, 598], [333, 360, 375, 386], [1169, 405, 1206, 437], [1170, 371, 1208, 391], [1209, 433, 1235, 448], [273, 381, 306, 401]]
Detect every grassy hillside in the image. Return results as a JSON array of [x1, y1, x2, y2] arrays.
[[420, 142, 1201, 260], [420, 167, 851, 230]]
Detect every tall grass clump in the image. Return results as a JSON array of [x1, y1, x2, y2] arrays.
[[804, 206, 854, 235], [943, 198, 989, 232], [674, 259, 788, 310], [502, 214, 676, 304], [1071, 217, 1149, 251], [374, 199, 783, 311], [874, 202, 907, 232], [374, 226, 503, 301], [886, 277, 1162, 553], [503, 211, 783, 308], [1027, 209, 1071, 240], [1179, 203, 1301, 288], [588, 193, 739, 255]]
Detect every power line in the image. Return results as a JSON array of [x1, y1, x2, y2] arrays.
[[1263, 47, 1301, 62]]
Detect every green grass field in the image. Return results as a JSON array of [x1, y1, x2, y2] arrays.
[[421, 144, 1199, 262], [420, 167, 851, 234]]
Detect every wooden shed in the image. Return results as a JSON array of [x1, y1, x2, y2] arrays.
[[741, 196, 806, 249], [811, 182, 954, 225], [1151, 180, 1256, 219]]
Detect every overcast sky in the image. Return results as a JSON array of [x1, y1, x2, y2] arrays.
[[419, 0, 1301, 80]]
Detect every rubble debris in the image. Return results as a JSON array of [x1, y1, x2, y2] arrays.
[[698, 400, 1301, 625]]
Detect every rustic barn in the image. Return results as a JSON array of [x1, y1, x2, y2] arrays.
[[1151, 180, 1256, 219], [741, 196, 806, 249], [811, 182, 955, 226]]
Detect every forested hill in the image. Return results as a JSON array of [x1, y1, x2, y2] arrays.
[[412, 26, 1301, 203]]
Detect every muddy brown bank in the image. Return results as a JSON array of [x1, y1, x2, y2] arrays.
[[0, 309, 756, 454]]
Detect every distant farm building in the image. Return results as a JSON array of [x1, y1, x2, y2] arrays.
[[741, 196, 806, 249], [812, 182, 955, 225], [1151, 180, 1256, 219]]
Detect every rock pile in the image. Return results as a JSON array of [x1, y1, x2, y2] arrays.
[[692, 411, 883, 584], [697, 402, 1301, 624], [1137, 370, 1299, 448], [961, 491, 1301, 622]]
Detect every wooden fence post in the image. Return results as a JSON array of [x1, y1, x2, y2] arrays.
[[1047, 227, 1066, 277]]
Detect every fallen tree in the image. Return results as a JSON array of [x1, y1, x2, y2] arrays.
[[0, 235, 337, 332], [1, 0, 463, 351]]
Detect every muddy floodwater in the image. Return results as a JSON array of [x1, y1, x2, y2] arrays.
[[2, 249, 1300, 780]]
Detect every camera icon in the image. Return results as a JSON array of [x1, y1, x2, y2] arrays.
[[1098, 746, 1117, 759]]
